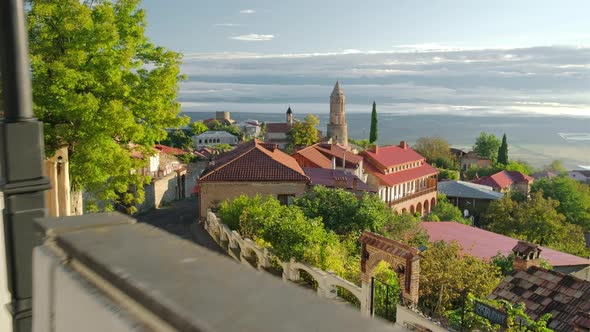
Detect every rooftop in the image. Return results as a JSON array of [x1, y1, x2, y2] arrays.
[[421, 221, 590, 267], [437, 180, 504, 200], [489, 266, 590, 331], [193, 131, 238, 138], [154, 144, 186, 156], [265, 122, 291, 133], [303, 168, 373, 192], [199, 140, 308, 182], [362, 144, 425, 169], [365, 162, 438, 186], [472, 170, 534, 189]]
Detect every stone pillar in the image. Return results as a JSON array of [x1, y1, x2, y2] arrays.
[[360, 281, 371, 317]]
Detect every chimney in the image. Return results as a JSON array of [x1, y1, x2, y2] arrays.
[[332, 157, 336, 170], [512, 241, 542, 271], [333, 176, 347, 189], [400, 141, 408, 149], [373, 145, 379, 154]]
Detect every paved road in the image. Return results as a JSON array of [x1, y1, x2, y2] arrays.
[[136, 197, 226, 255]]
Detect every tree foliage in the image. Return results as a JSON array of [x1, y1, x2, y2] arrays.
[[543, 159, 566, 172], [288, 114, 319, 147], [446, 294, 552, 332], [188, 121, 208, 136], [423, 194, 468, 223], [348, 138, 372, 150], [485, 192, 589, 257], [531, 175, 590, 231], [419, 241, 502, 317], [413, 136, 455, 166], [473, 132, 501, 161], [369, 101, 378, 143], [161, 129, 192, 150], [28, 0, 188, 211], [497, 134, 508, 165]]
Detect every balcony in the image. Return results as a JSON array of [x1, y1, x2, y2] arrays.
[[389, 186, 437, 207]]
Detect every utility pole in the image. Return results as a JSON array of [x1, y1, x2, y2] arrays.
[[0, 0, 51, 331]]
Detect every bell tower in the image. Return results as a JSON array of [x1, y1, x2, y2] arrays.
[[327, 81, 348, 147]]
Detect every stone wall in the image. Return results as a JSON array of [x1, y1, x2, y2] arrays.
[[199, 181, 308, 219], [137, 171, 184, 213]]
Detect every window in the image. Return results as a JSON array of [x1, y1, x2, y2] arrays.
[[277, 194, 295, 205]]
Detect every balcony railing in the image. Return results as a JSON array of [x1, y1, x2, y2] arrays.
[[389, 186, 437, 206]]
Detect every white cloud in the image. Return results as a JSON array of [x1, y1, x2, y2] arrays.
[[239, 9, 255, 14], [230, 34, 274, 41]]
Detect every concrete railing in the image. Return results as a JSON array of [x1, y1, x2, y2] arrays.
[[204, 211, 364, 307], [33, 212, 398, 332]]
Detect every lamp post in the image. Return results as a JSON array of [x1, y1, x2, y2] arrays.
[[0, 0, 51, 331]]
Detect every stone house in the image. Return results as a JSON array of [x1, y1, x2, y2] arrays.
[[460, 151, 492, 171], [192, 131, 238, 149], [236, 120, 261, 138], [360, 142, 439, 215], [471, 170, 534, 195], [263, 107, 294, 149], [197, 139, 310, 220]]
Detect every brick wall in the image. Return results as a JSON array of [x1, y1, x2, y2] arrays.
[[199, 181, 308, 219]]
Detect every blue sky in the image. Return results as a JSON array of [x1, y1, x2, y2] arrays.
[[140, 1, 590, 116]]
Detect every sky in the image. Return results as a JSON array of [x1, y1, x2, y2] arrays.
[[140, 0, 590, 116]]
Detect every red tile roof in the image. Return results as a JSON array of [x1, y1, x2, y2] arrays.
[[421, 221, 590, 267], [365, 162, 438, 186], [154, 144, 186, 156], [314, 144, 364, 164], [294, 146, 333, 168], [199, 139, 309, 182], [489, 266, 590, 331], [303, 168, 374, 192], [472, 170, 534, 189], [266, 123, 291, 133], [362, 144, 425, 169]]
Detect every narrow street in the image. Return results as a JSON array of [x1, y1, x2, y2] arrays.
[[136, 197, 226, 255]]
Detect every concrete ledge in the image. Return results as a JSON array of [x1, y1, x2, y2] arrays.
[[35, 213, 398, 332]]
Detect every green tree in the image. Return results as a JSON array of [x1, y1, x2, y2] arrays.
[[532, 175, 590, 230], [473, 132, 501, 161], [544, 159, 566, 172], [28, 0, 188, 212], [369, 101, 378, 143], [485, 192, 589, 256], [348, 138, 372, 150], [419, 241, 502, 317], [161, 129, 192, 150], [437, 168, 459, 181], [498, 134, 508, 165], [189, 121, 208, 136], [413, 136, 454, 165], [288, 114, 319, 147], [424, 194, 467, 223]]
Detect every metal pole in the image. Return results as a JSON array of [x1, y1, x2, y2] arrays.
[[0, 0, 51, 331]]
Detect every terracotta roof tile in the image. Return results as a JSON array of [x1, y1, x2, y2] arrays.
[[472, 170, 534, 189], [294, 146, 333, 168], [154, 144, 186, 156], [314, 143, 363, 164], [361, 144, 425, 168], [199, 139, 309, 182], [421, 222, 590, 267], [303, 168, 374, 192], [266, 123, 291, 133], [490, 266, 590, 331]]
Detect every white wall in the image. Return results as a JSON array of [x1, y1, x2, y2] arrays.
[[0, 192, 13, 331]]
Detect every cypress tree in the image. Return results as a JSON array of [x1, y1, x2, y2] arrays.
[[498, 134, 509, 165], [369, 101, 378, 143]]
